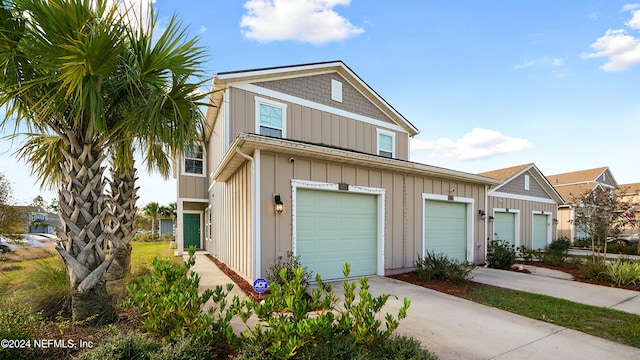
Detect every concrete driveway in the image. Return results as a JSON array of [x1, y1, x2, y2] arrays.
[[355, 276, 640, 360]]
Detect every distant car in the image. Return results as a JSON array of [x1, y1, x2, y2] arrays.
[[608, 233, 639, 245]]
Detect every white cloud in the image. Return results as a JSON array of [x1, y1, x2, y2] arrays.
[[410, 128, 532, 161], [240, 0, 364, 44], [552, 58, 564, 67], [584, 9, 640, 71], [199, 25, 207, 34], [513, 60, 535, 70]]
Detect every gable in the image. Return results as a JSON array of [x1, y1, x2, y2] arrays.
[[595, 171, 615, 187], [496, 170, 552, 200], [255, 73, 394, 126]]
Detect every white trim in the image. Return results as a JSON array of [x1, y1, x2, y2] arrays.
[[255, 96, 287, 138], [216, 63, 339, 80], [489, 191, 558, 204], [491, 208, 521, 250], [532, 211, 553, 247], [224, 88, 230, 151], [177, 197, 209, 203], [422, 193, 475, 262], [181, 145, 207, 178], [254, 149, 261, 279], [236, 83, 407, 134], [376, 128, 396, 159], [291, 179, 386, 277]]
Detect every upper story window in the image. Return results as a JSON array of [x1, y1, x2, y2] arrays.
[[255, 97, 287, 138], [183, 145, 205, 176], [377, 129, 395, 158]]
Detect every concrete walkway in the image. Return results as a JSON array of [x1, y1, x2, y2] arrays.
[[190, 253, 640, 359], [472, 266, 640, 315]]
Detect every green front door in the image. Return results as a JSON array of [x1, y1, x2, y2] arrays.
[[183, 213, 201, 249], [424, 200, 468, 262], [296, 189, 378, 280], [493, 212, 516, 247], [532, 214, 549, 250]]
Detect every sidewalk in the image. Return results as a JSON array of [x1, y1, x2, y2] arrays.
[[472, 266, 640, 316]]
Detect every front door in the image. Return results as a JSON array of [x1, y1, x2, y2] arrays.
[[183, 213, 201, 249]]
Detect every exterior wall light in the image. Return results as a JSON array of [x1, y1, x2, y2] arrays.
[[478, 209, 486, 221], [553, 218, 558, 225], [488, 215, 494, 223], [274, 195, 284, 214]]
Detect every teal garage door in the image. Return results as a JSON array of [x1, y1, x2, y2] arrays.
[[296, 189, 377, 280], [532, 214, 549, 249], [424, 200, 468, 262], [493, 212, 516, 247]]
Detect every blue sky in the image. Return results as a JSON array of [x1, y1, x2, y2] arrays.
[[1, 0, 639, 206]]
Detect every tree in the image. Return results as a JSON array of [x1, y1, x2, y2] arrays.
[[0, 0, 207, 322], [572, 186, 630, 262], [143, 202, 161, 241], [0, 173, 22, 239]]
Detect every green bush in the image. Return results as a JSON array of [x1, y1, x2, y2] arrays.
[[578, 260, 610, 282], [266, 251, 311, 290], [367, 335, 438, 360], [76, 332, 215, 360], [548, 239, 571, 251], [19, 257, 71, 318], [486, 239, 516, 269], [539, 242, 570, 267], [606, 243, 639, 255], [234, 263, 411, 360], [134, 232, 153, 242], [414, 251, 475, 283], [0, 302, 42, 360], [517, 245, 536, 262], [605, 259, 640, 287], [124, 247, 237, 348]]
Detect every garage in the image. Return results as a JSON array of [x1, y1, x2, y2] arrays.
[[424, 200, 468, 262], [532, 214, 549, 249], [493, 212, 516, 247], [295, 189, 378, 280]]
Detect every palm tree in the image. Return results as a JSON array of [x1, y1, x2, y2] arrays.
[[143, 202, 161, 241], [0, 0, 208, 322]]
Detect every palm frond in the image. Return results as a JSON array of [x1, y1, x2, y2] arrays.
[[14, 132, 65, 189]]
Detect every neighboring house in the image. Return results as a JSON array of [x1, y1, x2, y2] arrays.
[[159, 217, 174, 237], [478, 164, 564, 250], [14, 206, 58, 234], [175, 61, 500, 281], [545, 167, 618, 241], [616, 183, 640, 236]]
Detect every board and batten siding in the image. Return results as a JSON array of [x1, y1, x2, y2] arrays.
[[487, 196, 557, 248], [178, 174, 207, 200], [208, 161, 254, 281], [258, 152, 488, 277], [227, 87, 409, 161]]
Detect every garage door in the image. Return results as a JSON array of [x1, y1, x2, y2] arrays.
[[532, 214, 549, 249], [493, 212, 516, 247], [424, 200, 468, 262], [296, 189, 378, 280]]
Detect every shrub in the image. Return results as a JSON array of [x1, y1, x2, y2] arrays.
[[124, 247, 237, 348], [414, 251, 475, 283], [0, 302, 42, 360], [367, 335, 438, 360], [19, 257, 71, 318], [548, 239, 571, 251], [266, 251, 311, 290], [517, 245, 536, 262], [486, 239, 516, 269], [605, 259, 640, 287], [578, 260, 610, 282], [234, 263, 411, 360], [539, 242, 569, 267], [606, 243, 639, 255]]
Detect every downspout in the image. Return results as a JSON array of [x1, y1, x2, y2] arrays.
[[484, 185, 489, 262], [235, 148, 260, 280]]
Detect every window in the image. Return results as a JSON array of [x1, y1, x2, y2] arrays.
[[256, 97, 287, 138], [377, 129, 395, 158], [184, 145, 205, 175]]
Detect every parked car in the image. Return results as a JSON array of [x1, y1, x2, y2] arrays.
[[607, 233, 639, 245]]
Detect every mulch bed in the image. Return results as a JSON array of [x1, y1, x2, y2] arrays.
[[388, 272, 490, 297], [205, 254, 263, 302]]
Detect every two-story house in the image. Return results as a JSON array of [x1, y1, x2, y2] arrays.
[[546, 167, 618, 241], [175, 61, 500, 281], [479, 163, 564, 250]]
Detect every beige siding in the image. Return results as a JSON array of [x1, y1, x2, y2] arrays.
[[208, 161, 253, 280], [228, 87, 410, 160], [258, 152, 488, 276], [487, 196, 558, 248], [178, 173, 207, 199], [557, 207, 573, 240], [498, 171, 552, 200], [209, 100, 226, 175]]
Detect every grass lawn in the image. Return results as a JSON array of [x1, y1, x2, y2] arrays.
[[130, 240, 181, 269], [463, 287, 640, 348]]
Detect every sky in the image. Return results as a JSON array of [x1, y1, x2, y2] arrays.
[[1, 0, 640, 206]]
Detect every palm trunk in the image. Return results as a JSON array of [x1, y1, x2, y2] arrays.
[[105, 157, 138, 281], [55, 135, 114, 324]]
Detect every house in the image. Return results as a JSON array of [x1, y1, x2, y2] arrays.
[[175, 61, 500, 281], [14, 205, 59, 234], [616, 183, 640, 236], [478, 164, 564, 250], [545, 167, 618, 241], [158, 217, 174, 238]]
